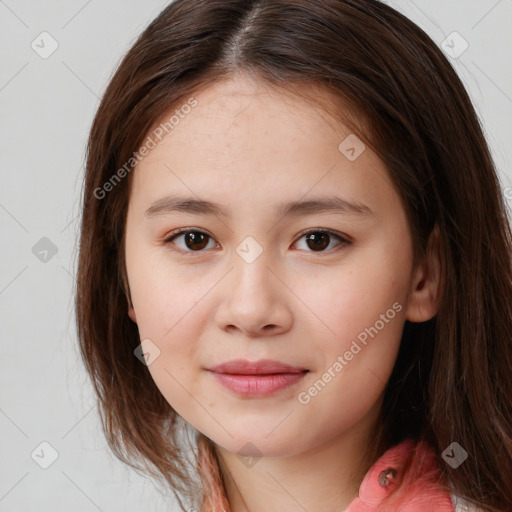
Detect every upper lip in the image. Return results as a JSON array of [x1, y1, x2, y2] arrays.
[[206, 359, 308, 375]]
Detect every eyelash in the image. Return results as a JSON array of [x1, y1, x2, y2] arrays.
[[162, 227, 352, 255]]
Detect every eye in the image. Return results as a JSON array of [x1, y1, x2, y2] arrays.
[[163, 228, 218, 252], [292, 229, 351, 253], [163, 228, 351, 254]]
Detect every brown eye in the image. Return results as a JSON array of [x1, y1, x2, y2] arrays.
[[164, 229, 217, 252], [294, 229, 350, 253]]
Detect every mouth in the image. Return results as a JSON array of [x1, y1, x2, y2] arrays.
[[205, 359, 309, 397]]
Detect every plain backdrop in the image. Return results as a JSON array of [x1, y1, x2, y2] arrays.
[[1, 0, 511, 511]]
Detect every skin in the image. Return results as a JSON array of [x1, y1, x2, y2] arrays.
[[124, 72, 443, 512]]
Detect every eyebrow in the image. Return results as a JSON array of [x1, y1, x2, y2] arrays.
[[144, 194, 374, 219]]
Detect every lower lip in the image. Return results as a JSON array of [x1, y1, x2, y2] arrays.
[[208, 371, 308, 397]]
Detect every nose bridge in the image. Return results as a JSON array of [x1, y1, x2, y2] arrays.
[[232, 234, 275, 295], [235, 232, 268, 267]]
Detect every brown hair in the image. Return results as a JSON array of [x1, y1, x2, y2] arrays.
[[74, 1, 512, 511]]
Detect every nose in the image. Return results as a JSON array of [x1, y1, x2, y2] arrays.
[[213, 251, 293, 338]]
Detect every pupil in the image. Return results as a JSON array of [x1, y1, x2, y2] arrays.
[[186, 232, 208, 250], [307, 232, 329, 251]]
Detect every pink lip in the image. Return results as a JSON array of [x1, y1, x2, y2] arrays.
[[207, 358, 308, 374], [206, 359, 309, 397]]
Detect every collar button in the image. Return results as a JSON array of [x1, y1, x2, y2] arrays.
[[378, 467, 397, 489]]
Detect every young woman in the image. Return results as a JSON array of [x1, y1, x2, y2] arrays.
[[75, 1, 512, 511]]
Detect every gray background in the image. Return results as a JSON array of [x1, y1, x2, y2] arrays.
[[1, 1, 511, 511]]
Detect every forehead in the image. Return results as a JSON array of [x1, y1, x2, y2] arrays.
[[145, 72, 371, 157], [128, 74, 396, 220]]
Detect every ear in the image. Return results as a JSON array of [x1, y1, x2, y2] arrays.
[[405, 223, 444, 323], [128, 303, 137, 323]]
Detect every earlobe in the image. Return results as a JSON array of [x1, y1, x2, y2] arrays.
[[128, 304, 137, 323], [405, 224, 444, 323]]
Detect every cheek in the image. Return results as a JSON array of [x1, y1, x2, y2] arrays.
[[145, 351, 198, 419], [125, 249, 206, 402], [126, 247, 214, 357], [126, 247, 203, 339], [298, 249, 409, 346]]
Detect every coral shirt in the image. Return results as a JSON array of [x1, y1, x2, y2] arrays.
[[346, 439, 460, 512]]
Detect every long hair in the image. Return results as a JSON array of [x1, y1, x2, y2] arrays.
[[74, 1, 512, 511]]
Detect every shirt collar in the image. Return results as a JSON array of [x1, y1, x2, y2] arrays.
[[346, 439, 455, 511]]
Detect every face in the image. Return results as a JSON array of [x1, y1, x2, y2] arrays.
[[124, 73, 435, 459]]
